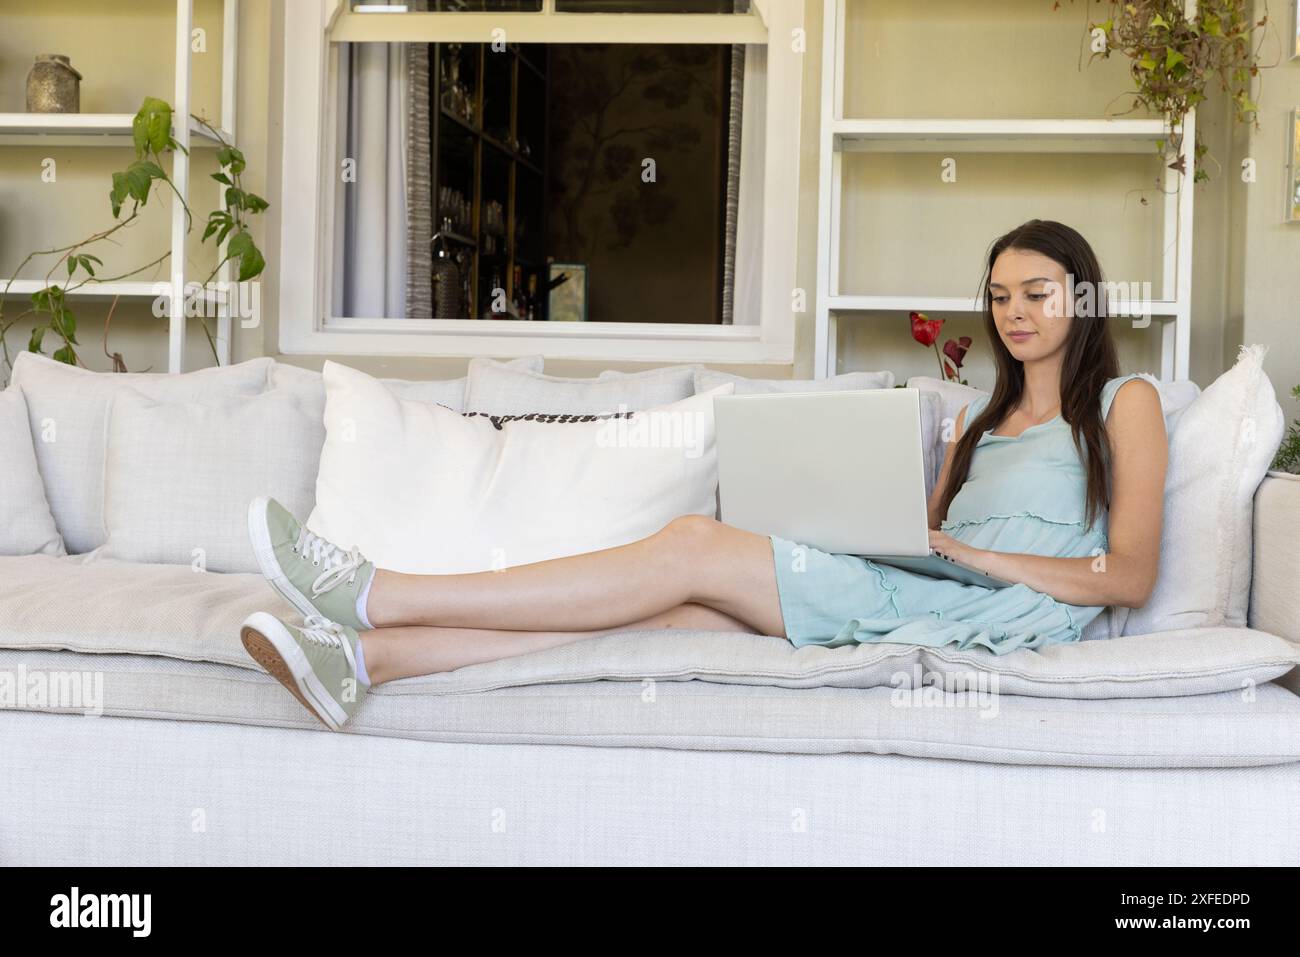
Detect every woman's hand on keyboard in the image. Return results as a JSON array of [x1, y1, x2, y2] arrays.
[[927, 529, 988, 570]]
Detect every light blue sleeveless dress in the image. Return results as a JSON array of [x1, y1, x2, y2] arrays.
[[768, 373, 1159, 655]]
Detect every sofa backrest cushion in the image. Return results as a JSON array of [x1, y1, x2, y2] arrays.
[[465, 358, 701, 414], [696, 367, 894, 395], [99, 388, 320, 573], [904, 376, 985, 448], [10, 351, 274, 554], [268, 354, 544, 422], [307, 360, 733, 574], [0, 388, 65, 557]]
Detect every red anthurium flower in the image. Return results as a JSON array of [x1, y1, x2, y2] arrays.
[[943, 336, 971, 368], [909, 311, 943, 347], [944, 360, 956, 379]]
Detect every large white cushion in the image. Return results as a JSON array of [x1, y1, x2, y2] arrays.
[[0, 389, 64, 556], [99, 389, 319, 573], [1125, 344, 1285, 635], [466, 358, 701, 414], [10, 351, 273, 553], [265, 356, 546, 521], [308, 361, 733, 574]]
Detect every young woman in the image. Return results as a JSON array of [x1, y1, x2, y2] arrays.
[[240, 219, 1168, 731]]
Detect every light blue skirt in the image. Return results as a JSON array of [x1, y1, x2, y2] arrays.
[[768, 534, 1095, 655]]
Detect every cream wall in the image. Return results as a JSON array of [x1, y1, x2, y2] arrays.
[[1236, 0, 1300, 408], [4, 0, 1296, 402]]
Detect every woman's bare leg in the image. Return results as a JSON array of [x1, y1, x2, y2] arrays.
[[361, 600, 770, 685], [366, 514, 787, 639]]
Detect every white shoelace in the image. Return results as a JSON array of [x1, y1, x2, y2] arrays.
[[293, 528, 364, 597], [298, 614, 347, 649]]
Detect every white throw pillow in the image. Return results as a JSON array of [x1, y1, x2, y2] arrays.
[[308, 361, 734, 574], [268, 356, 546, 508], [100, 388, 320, 573], [1124, 344, 1284, 635], [10, 351, 273, 553], [696, 368, 895, 395], [0, 388, 64, 556], [466, 358, 700, 414]]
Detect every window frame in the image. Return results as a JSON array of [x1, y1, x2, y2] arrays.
[[278, 0, 800, 363]]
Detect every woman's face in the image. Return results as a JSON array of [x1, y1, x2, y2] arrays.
[[988, 247, 1072, 363]]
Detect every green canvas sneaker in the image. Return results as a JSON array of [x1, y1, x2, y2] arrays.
[[240, 611, 370, 731], [247, 496, 374, 631]]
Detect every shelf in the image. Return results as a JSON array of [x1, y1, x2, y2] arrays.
[[515, 154, 543, 175], [481, 129, 543, 175], [0, 0, 244, 373], [832, 118, 1173, 154], [826, 295, 1179, 320], [438, 230, 477, 247], [439, 107, 480, 137], [816, 0, 1195, 382], [1, 278, 229, 305], [0, 113, 234, 148]]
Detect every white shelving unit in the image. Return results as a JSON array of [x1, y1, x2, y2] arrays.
[[0, 0, 240, 373], [813, 0, 1195, 382]]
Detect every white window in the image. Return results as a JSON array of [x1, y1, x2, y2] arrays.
[[278, 0, 801, 363]]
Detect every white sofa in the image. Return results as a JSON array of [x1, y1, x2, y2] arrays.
[[1, 351, 1298, 866]]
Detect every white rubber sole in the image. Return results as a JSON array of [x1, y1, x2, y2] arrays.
[[240, 611, 349, 732], [247, 496, 319, 621]]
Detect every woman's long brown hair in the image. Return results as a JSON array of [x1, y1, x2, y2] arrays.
[[935, 219, 1121, 533]]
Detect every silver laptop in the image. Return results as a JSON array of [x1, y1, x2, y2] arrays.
[[713, 389, 1014, 589]]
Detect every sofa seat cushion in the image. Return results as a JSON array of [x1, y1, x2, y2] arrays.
[[1, 555, 1297, 699], [3, 645, 1300, 768]]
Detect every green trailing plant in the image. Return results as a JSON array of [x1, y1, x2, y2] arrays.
[[0, 96, 268, 380], [1057, 0, 1276, 184], [1272, 384, 1300, 473]]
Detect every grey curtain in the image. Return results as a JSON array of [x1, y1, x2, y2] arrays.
[[722, 42, 745, 326], [332, 2, 431, 320], [404, 0, 433, 319]]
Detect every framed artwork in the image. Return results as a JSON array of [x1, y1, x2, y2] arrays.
[[1287, 109, 1300, 224], [1293, 0, 1300, 59], [548, 262, 588, 322]]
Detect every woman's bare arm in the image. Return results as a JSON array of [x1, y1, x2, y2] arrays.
[[965, 379, 1168, 608]]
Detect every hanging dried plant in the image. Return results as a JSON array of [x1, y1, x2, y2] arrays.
[[1056, 0, 1278, 184]]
